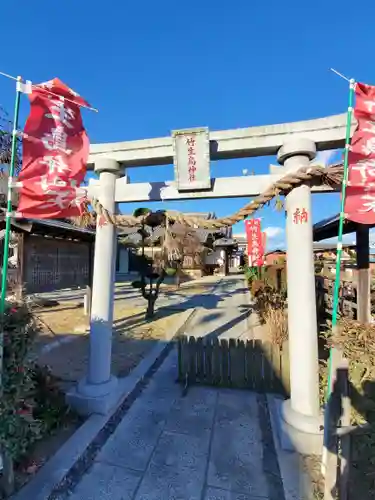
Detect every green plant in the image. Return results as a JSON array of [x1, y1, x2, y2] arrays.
[[131, 208, 169, 318], [30, 364, 72, 432], [130, 208, 205, 314], [0, 302, 78, 497], [0, 303, 40, 462], [243, 265, 259, 284]]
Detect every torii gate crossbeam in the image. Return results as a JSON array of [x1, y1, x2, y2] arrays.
[[87, 113, 356, 168], [88, 172, 336, 203]]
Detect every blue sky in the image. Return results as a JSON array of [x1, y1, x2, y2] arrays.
[[1, 0, 375, 249]]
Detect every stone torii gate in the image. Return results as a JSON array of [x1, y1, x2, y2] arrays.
[[67, 113, 355, 453]]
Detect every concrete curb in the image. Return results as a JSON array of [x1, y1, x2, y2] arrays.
[[38, 334, 87, 356], [267, 394, 312, 500], [12, 308, 195, 500]]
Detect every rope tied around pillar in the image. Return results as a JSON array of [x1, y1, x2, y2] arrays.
[[75, 163, 343, 230]]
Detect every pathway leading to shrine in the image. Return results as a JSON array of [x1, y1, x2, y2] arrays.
[[182, 275, 257, 341], [55, 275, 280, 500], [65, 348, 284, 500]]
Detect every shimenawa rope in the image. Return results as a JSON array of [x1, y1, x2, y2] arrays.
[[77, 163, 343, 230]]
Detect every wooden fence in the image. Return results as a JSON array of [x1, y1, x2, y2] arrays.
[[316, 277, 357, 320], [177, 335, 290, 396], [323, 353, 351, 500]]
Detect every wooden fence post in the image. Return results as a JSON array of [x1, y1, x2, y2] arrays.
[[84, 285, 92, 316], [176, 336, 290, 396], [324, 351, 350, 500], [338, 361, 351, 500], [281, 341, 290, 396]]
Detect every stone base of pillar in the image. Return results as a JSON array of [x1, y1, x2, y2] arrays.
[[279, 399, 324, 455], [66, 375, 118, 416]]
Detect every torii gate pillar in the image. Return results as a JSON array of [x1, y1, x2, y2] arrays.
[[278, 138, 323, 453], [67, 158, 121, 415]]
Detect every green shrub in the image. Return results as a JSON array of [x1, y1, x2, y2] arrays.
[[0, 303, 76, 465], [243, 265, 259, 284], [0, 303, 41, 460]]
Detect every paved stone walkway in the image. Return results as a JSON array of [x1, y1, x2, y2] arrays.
[[65, 349, 283, 500], [55, 274, 277, 500], [185, 276, 254, 341]]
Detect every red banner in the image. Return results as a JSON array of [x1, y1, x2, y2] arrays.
[[17, 78, 90, 218], [245, 218, 264, 266], [345, 82, 375, 224]]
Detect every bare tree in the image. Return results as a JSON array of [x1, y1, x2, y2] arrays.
[[0, 107, 22, 209], [128, 210, 206, 317], [0, 106, 21, 175], [169, 225, 205, 288]]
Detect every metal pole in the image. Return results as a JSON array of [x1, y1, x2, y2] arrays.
[[327, 79, 355, 395], [322, 78, 355, 475]]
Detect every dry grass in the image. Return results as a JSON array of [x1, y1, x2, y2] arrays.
[[328, 318, 375, 368], [169, 285, 210, 296], [263, 308, 288, 346], [34, 302, 88, 336], [301, 455, 324, 499], [320, 319, 375, 499], [33, 299, 185, 386]]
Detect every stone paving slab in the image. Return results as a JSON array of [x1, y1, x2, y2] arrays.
[[164, 388, 217, 438], [204, 486, 269, 499], [134, 462, 205, 500], [65, 347, 278, 500], [207, 391, 269, 498], [150, 431, 209, 469], [95, 362, 180, 471], [184, 276, 254, 341], [67, 461, 142, 500]]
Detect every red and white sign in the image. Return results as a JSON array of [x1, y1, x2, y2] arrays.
[[345, 82, 375, 224], [245, 218, 264, 266], [17, 78, 90, 218]]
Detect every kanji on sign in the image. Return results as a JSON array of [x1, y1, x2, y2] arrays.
[[172, 127, 211, 191], [293, 208, 309, 224], [345, 82, 375, 223], [244, 218, 264, 267], [186, 136, 197, 182], [17, 78, 91, 219]]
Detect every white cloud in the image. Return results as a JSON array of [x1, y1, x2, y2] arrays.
[[264, 226, 284, 239], [315, 150, 339, 166], [233, 232, 246, 239], [321, 228, 375, 249], [233, 226, 284, 240]]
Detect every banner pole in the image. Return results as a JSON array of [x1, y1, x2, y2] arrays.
[[0, 76, 22, 392], [322, 77, 355, 473], [327, 78, 355, 391]]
